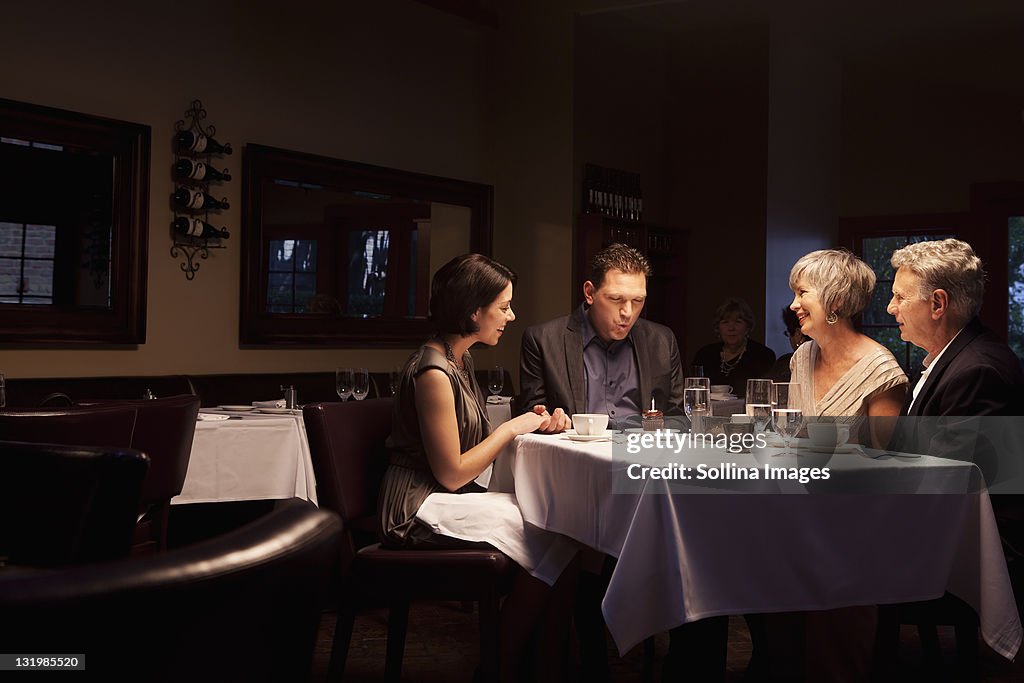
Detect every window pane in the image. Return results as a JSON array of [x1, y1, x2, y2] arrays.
[[863, 287, 894, 326], [865, 327, 905, 367], [22, 259, 53, 297], [0, 223, 22, 257], [266, 272, 294, 311], [268, 239, 295, 272], [25, 224, 56, 260], [294, 273, 316, 311], [293, 240, 317, 273], [0, 258, 20, 296], [346, 230, 389, 318], [1009, 216, 1024, 362], [862, 236, 904, 281]]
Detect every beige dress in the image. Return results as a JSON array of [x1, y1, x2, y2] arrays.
[[789, 340, 907, 443]]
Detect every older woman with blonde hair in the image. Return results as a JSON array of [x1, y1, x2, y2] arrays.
[[788, 248, 907, 448]]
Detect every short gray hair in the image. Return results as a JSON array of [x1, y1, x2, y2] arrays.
[[788, 249, 875, 319], [890, 238, 985, 325]]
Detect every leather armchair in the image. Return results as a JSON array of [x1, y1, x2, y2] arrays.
[[0, 501, 342, 682], [0, 440, 149, 567]]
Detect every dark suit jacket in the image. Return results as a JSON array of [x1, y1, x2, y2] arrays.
[[519, 306, 684, 416], [890, 318, 1024, 488]]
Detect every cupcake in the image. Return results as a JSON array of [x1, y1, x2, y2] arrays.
[[642, 409, 664, 431]]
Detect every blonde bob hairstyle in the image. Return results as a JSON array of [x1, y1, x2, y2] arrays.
[[788, 249, 876, 319], [890, 238, 985, 326]]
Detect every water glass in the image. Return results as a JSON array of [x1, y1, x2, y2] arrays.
[[352, 368, 370, 401], [336, 367, 354, 401], [771, 382, 804, 455], [487, 366, 505, 396], [745, 379, 773, 434], [685, 376, 711, 395], [684, 386, 709, 434]]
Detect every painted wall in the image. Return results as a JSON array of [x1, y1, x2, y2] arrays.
[[0, 0, 488, 377]]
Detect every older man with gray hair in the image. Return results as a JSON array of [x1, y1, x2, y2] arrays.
[[886, 238, 1024, 474]]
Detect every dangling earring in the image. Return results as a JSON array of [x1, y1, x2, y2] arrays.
[[826, 311, 839, 325]]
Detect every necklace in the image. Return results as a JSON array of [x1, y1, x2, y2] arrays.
[[720, 345, 746, 377], [443, 340, 472, 382]]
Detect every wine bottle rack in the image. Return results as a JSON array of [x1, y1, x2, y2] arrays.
[[170, 99, 232, 280]]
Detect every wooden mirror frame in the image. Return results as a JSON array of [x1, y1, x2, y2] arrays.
[[240, 144, 493, 347], [0, 98, 150, 345]]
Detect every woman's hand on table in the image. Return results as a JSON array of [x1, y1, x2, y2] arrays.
[[529, 405, 571, 433]]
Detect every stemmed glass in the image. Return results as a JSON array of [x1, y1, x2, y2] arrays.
[[352, 368, 370, 401], [771, 382, 804, 456], [487, 366, 505, 397], [684, 386, 709, 435], [685, 376, 711, 396], [335, 367, 354, 402], [387, 366, 401, 396], [745, 379, 773, 434]]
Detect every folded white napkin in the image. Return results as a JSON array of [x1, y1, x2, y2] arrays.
[[252, 399, 286, 408], [198, 413, 231, 421], [487, 395, 511, 404]]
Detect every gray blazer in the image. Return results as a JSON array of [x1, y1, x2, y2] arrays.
[[519, 305, 684, 416]]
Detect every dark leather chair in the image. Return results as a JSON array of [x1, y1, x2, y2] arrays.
[[303, 398, 516, 682], [1, 374, 194, 408], [76, 395, 201, 551], [0, 404, 139, 448], [0, 440, 149, 567], [875, 594, 981, 681], [0, 501, 342, 682]]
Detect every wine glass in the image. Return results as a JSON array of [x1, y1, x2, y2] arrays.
[[335, 367, 354, 402], [352, 368, 370, 401], [771, 382, 804, 456], [487, 366, 505, 397], [684, 386, 709, 434], [388, 366, 401, 396], [745, 379, 773, 434]]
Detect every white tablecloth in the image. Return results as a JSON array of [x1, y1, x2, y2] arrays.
[[489, 434, 1021, 660], [174, 412, 318, 506]]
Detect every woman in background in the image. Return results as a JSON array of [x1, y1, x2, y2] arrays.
[[378, 253, 576, 682], [690, 297, 776, 398]]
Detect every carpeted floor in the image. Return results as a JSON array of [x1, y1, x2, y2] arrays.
[[310, 603, 1024, 682]]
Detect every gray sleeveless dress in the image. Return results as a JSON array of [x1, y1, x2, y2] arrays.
[[377, 344, 490, 547]]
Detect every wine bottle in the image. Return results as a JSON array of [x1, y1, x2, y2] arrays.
[[173, 187, 229, 211], [173, 216, 230, 239], [174, 159, 231, 182], [175, 130, 232, 155]]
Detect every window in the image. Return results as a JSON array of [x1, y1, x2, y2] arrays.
[[267, 239, 318, 313], [1006, 216, 1024, 361], [0, 222, 56, 305]]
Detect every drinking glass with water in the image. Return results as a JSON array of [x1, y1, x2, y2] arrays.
[[771, 382, 804, 455], [745, 378, 773, 434]]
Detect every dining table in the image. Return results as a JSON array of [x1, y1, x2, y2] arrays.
[[488, 431, 1022, 661], [174, 408, 318, 506]]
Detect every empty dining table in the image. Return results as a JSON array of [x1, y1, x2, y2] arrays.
[[174, 409, 318, 506]]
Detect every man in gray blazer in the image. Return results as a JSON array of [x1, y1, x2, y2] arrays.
[[519, 243, 684, 428]]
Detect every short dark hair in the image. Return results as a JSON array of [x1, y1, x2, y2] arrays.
[[430, 253, 517, 336], [781, 306, 800, 335], [587, 243, 650, 290]]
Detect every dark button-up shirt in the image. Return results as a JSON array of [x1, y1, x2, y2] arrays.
[[581, 309, 641, 429]]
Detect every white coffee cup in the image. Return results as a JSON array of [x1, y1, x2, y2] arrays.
[[710, 384, 733, 395], [571, 413, 609, 435], [807, 422, 851, 449]]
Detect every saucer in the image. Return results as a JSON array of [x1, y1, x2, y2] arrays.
[[218, 405, 255, 412], [565, 429, 614, 442]]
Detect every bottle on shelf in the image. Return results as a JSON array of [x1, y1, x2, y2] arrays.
[[174, 158, 231, 182], [173, 216, 230, 240], [173, 187, 229, 211], [175, 130, 232, 155]]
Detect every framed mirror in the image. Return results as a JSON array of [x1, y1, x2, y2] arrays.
[[240, 145, 493, 346], [0, 98, 150, 344]]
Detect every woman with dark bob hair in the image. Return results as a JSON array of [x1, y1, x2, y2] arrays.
[[379, 253, 577, 682]]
